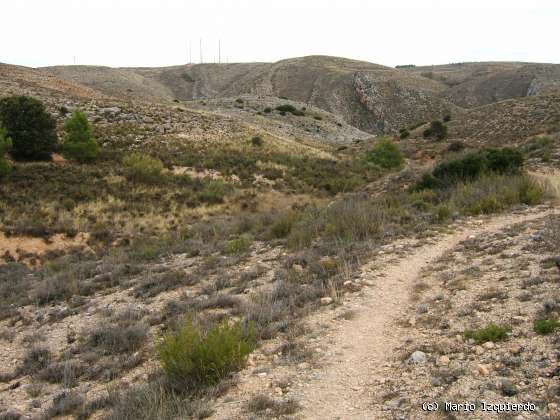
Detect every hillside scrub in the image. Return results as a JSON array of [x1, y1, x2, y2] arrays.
[[366, 138, 404, 169], [157, 317, 256, 389], [122, 152, 165, 183], [423, 120, 448, 140], [0, 127, 12, 179], [414, 147, 524, 190], [62, 110, 99, 163], [275, 104, 305, 116], [0, 96, 58, 161], [287, 172, 543, 250]]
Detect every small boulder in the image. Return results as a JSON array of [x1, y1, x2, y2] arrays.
[[408, 351, 427, 364]]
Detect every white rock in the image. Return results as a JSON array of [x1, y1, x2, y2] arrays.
[[320, 297, 333, 306], [408, 351, 427, 364]]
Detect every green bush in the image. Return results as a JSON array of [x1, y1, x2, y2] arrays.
[[275, 104, 296, 113], [263, 107, 272, 114], [443, 114, 452, 122], [486, 148, 524, 174], [366, 138, 404, 169], [225, 234, 253, 255], [199, 179, 226, 204], [0, 96, 58, 161], [269, 212, 299, 239], [423, 120, 447, 140], [122, 152, 164, 183], [464, 323, 510, 344], [180, 73, 194, 82], [416, 148, 525, 191], [449, 174, 542, 215], [0, 127, 12, 179], [62, 110, 98, 163], [251, 136, 264, 147], [399, 128, 410, 139], [432, 152, 488, 184], [274, 104, 304, 116], [157, 317, 256, 389], [534, 319, 560, 335]]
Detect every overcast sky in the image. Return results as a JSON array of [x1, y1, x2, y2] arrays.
[[1, 0, 558, 68]]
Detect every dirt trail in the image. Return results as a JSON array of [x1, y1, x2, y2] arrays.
[[294, 208, 555, 419]]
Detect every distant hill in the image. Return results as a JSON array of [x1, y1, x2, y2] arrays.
[[403, 62, 560, 108], [43, 56, 455, 134]]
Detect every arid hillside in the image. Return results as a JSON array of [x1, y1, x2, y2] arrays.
[[44, 56, 455, 134], [1, 54, 560, 420], [43, 57, 560, 137], [404, 62, 560, 108]]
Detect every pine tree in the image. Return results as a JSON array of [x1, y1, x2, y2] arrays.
[[62, 110, 98, 163]]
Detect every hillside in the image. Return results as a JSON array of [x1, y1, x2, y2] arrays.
[[43, 57, 560, 138], [1, 55, 560, 420], [44, 56, 456, 134], [404, 62, 560, 108]]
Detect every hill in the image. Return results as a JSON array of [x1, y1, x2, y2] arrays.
[[44, 56, 456, 134]]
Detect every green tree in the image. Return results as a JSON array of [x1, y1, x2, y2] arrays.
[[0, 96, 58, 161], [0, 127, 13, 179], [62, 110, 98, 163]]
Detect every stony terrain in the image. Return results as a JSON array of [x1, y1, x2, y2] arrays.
[[207, 205, 560, 420]]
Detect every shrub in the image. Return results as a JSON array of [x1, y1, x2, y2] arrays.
[[0, 96, 58, 160], [0, 127, 12, 179], [247, 394, 300, 415], [366, 138, 404, 169], [534, 319, 560, 335], [199, 179, 227, 204], [269, 212, 299, 239], [87, 320, 148, 354], [399, 128, 410, 139], [423, 120, 447, 140], [157, 317, 256, 389], [417, 148, 524, 190], [447, 141, 465, 152], [432, 152, 488, 185], [106, 381, 212, 420], [443, 114, 452, 122], [251, 136, 264, 147], [449, 174, 542, 215], [122, 152, 164, 183], [486, 148, 524, 174], [181, 73, 194, 82], [263, 107, 272, 114], [276, 104, 296, 113], [62, 110, 99, 163], [464, 323, 510, 344], [225, 234, 253, 255], [275, 104, 304, 116]]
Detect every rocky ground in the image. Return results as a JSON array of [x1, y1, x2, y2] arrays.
[[207, 205, 560, 420]]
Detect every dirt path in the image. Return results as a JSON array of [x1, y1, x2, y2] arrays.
[[293, 208, 555, 419]]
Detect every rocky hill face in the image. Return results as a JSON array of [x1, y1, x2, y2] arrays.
[[43, 57, 560, 137], [404, 62, 560, 108], [44, 56, 454, 134]]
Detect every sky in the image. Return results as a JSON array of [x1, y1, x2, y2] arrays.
[[1, 0, 559, 68]]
